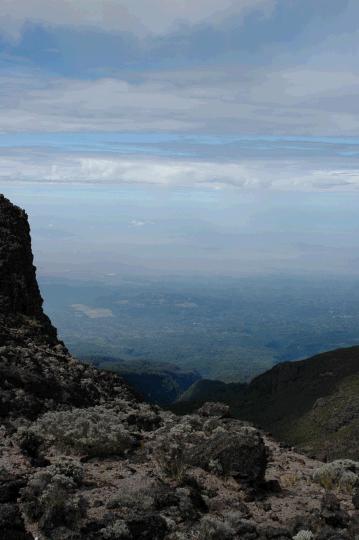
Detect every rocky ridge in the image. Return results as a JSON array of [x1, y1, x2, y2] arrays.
[[0, 194, 359, 539], [176, 346, 359, 461]]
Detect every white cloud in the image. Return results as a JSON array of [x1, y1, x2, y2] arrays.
[[0, 0, 275, 41], [1, 152, 359, 192], [1, 65, 359, 135], [130, 219, 150, 227]]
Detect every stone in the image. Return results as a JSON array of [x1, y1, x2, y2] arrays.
[[0, 472, 26, 503], [0, 503, 32, 540], [197, 402, 231, 418]]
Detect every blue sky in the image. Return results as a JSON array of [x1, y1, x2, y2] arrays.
[[1, 2, 359, 277], [0, 1, 359, 188]]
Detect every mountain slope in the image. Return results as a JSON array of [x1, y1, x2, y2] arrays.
[[83, 356, 202, 405], [175, 346, 359, 459]]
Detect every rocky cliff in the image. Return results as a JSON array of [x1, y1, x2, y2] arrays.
[[0, 195, 135, 422], [1, 195, 359, 540], [0, 194, 57, 342]]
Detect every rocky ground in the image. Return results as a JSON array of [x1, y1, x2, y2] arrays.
[[2, 401, 359, 539], [1, 194, 359, 539]]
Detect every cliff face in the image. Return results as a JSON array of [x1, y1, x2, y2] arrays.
[[0, 195, 135, 421], [0, 195, 57, 343]]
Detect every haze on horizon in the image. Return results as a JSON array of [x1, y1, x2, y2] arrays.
[[1, 1, 359, 279]]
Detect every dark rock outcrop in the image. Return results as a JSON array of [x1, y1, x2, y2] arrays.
[[0, 195, 135, 422], [0, 195, 57, 342], [0, 470, 31, 540]]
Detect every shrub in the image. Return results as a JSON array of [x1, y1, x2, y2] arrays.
[[155, 438, 188, 481], [20, 460, 87, 539], [293, 532, 314, 540], [106, 474, 157, 513], [281, 472, 300, 489], [197, 516, 235, 540], [26, 406, 136, 457], [99, 520, 131, 539], [313, 459, 359, 493]]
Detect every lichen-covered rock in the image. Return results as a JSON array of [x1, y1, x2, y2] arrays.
[[152, 414, 267, 485], [191, 424, 267, 482], [197, 402, 230, 418]]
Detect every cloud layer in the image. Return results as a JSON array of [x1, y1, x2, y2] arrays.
[[2, 150, 359, 192], [0, 0, 275, 40], [2, 65, 359, 135], [1, 1, 359, 193]]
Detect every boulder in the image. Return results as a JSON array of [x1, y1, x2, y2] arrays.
[[0, 503, 32, 540], [197, 402, 230, 418]]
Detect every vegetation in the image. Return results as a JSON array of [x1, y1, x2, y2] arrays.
[[313, 460, 359, 493], [99, 521, 131, 540], [26, 406, 135, 457], [20, 461, 87, 539], [285, 373, 359, 460], [197, 516, 235, 540]]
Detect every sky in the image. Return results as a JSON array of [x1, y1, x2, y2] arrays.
[[1, 1, 359, 278]]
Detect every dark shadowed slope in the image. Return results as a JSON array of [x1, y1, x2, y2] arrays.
[[175, 346, 359, 459], [82, 355, 202, 405]]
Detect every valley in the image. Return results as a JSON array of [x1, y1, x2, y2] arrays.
[[41, 273, 359, 386]]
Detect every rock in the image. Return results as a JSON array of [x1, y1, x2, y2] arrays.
[[126, 514, 168, 539], [258, 525, 291, 539], [264, 479, 282, 494], [0, 471, 26, 503], [0, 503, 32, 540], [320, 493, 349, 529], [191, 424, 267, 484], [197, 402, 230, 418], [352, 487, 359, 509], [153, 415, 267, 487], [0, 196, 136, 423]]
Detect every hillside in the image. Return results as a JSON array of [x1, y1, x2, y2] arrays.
[[1, 194, 359, 539], [83, 356, 201, 405], [175, 346, 359, 460]]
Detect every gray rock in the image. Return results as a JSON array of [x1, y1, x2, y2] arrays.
[[197, 402, 230, 418]]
